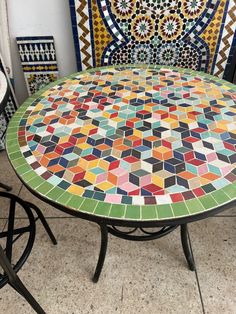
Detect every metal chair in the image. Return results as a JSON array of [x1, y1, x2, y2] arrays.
[[0, 71, 12, 191], [0, 191, 57, 313]]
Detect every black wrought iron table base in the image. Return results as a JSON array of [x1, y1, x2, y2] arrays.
[[93, 223, 195, 283]]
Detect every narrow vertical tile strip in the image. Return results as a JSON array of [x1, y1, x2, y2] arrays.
[[16, 36, 59, 96]]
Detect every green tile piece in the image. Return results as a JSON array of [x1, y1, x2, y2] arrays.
[[27, 176, 45, 189], [141, 205, 157, 220], [223, 184, 236, 199], [110, 204, 126, 218], [21, 171, 38, 183], [79, 199, 98, 213], [67, 195, 84, 210], [95, 202, 111, 216], [6, 143, 19, 153], [7, 126, 18, 133], [211, 190, 230, 205], [156, 204, 173, 219], [8, 151, 22, 160], [46, 187, 65, 200], [185, 199, 204, 214], [57, 191, 72, 205], [11, 157, 26, 168], [16, 164, 32, 175], [171, 202, 189, 217], [125, 205, 140, 219], [36, 181, 54, 195], [199, 195, 218, 210]]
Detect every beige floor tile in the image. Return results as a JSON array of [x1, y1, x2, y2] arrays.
[[189, 217, 236, 314], [0, 218, 7, 231], [0, 219, 202, 314], [0, 150, 23, 219], [0, 150, 22, 194]]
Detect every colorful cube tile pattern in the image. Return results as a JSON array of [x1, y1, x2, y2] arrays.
[[69, 0, 236, 79], [16, 36, 59, 96], [6, 65, 236, 221]]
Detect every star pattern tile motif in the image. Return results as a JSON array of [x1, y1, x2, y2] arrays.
[[6, 65, 236, 221]]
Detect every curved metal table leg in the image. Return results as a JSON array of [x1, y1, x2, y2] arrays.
[[93, 223, 108, 283], [180, 224, 195, 271]]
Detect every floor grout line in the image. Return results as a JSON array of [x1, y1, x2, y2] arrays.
[[187, 228, 206, 314], [215, 215, 236, 217], [17, 183, 23, 197], [1, 220, 7, 233]]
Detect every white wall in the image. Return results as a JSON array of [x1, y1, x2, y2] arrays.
[[7, 0, 77, 104]]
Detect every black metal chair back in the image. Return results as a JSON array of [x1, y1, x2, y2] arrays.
[[0, 191, 36, 288], [0, 71, 10, 117], [0, 191, 57, 313], [0, 72, 13, 191]]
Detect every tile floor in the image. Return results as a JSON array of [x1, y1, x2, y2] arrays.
[[0, 150, 235, 314]]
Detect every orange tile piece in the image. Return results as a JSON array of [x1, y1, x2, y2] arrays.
[[201, 173, 220, 181], [153, 146, 173, 160]]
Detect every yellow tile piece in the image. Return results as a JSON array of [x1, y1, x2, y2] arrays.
[[151, 174, 164, 188], [27, 115, 41, 124], [96, 181, 114, 191], [133, 129, 145, 138], [34, 103, 44, 111], [67, 185, 83, 196], [84, 172, 97, 184], [99, 159, 110, 170], [87, 159, 99, 169], [217, 120, 230, 131], [161, 118, 179, 129], [77, 143, 92, 150], [58, 136, 70, 144], [199, 177, 211, 186], [177, 105, 194, 113]]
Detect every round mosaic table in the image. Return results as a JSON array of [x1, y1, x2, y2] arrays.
[[6, 65, 236, 282]]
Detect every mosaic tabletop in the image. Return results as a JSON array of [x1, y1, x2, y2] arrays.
[[6, 65, 236, 222]]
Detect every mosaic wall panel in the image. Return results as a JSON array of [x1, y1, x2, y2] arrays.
[[69, 0, 236, 79], [0, 54, 18, 150], [16, 36, 59, 96]]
